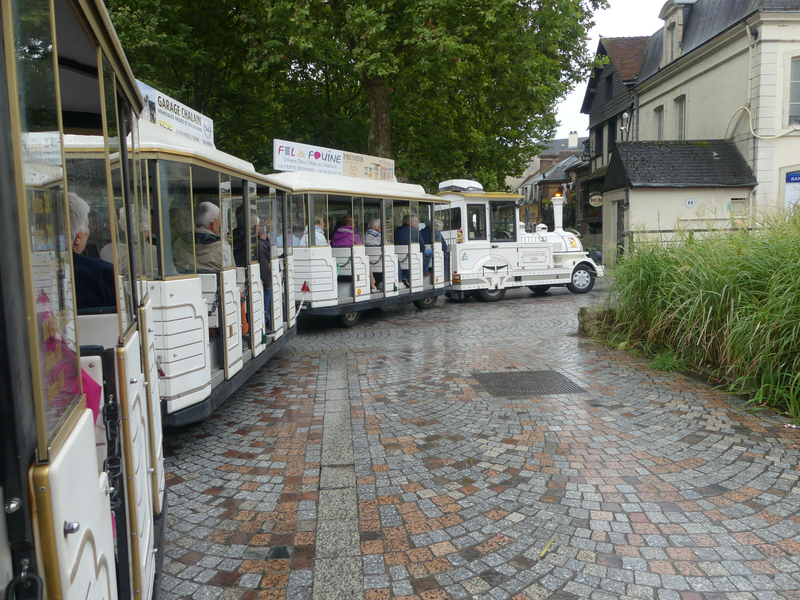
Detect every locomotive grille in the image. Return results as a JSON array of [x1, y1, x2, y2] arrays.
[[473, 370, 585, 397]]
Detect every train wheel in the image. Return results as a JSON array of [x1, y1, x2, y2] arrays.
[[566, 265, 595, 294], [339, 311, 362, 327], [529, 285, 550, 295], [476, 288, 506, 302], [413, 296, 438, 310]]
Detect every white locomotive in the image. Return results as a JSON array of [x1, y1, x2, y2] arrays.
[[436, 179, 604, 301]]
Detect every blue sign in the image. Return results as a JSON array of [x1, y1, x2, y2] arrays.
[[787, 172, 800, 183]]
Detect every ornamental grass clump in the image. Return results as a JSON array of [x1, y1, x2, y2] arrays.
[[601, 210, 800, 420]]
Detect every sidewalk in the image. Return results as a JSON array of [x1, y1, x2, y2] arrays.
[[160, 286, 800, 600]]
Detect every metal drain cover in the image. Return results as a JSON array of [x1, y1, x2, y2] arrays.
[[473, 371, 585, 397]]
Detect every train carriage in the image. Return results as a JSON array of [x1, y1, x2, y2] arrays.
[[437, 179, 604, 302], [64, 118, 298, 427], [1, 0, 165, 598], [264, 171, 449, 327]]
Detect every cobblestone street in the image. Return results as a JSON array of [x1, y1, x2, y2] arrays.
[[160, 285, 800, 600]]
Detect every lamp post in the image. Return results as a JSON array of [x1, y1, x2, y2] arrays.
[[619, 111, 630, 259]]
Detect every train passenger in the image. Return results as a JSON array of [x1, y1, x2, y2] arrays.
[[395, 214, 429, 283], [194, 201, 226, 272], [258, 225, 273, 330], [420, 218, 446, 276], [69, 192, 117, 309], [365, 218, 382, 291], [365, 218, 381, 246], [330, 215, 362, 246], [232, 205, 250, 268], [312, 214, 328, 246], [100, 207, 159, 276]]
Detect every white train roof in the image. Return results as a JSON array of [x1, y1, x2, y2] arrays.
[[264, 170, 444, 202], [65, 120, 257, 176]]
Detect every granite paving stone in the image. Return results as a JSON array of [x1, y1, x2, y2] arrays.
[[160, 284, 800, 599]]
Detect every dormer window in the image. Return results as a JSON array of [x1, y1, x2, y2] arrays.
[[659, 1, 692, 67]]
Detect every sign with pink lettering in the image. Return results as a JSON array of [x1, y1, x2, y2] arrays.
[[273, 139, 394, 181]]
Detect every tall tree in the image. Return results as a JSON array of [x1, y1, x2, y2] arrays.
[[273, 0, 606, 169]]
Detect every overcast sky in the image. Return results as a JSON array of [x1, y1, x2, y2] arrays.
[[554, 0, 665, 139]]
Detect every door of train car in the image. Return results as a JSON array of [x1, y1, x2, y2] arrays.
[[256, 184, 289, 341], [0, 1, 163, 599]]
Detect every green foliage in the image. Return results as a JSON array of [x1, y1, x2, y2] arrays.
[[107, 0, 607, 190], [649, 352, 688, 372], [601, 210, 800, 421]]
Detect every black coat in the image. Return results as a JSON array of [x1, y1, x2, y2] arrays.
[[73, 253, 117, 309]]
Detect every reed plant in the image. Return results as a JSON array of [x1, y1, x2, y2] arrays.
[[601, 209, 800, 420]]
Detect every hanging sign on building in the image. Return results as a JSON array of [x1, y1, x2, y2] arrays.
[[137, 80, 215, 148], [588, 194, 604, 207], [273, 139, 395, 181]]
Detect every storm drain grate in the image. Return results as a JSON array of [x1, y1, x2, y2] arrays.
[[473, 370, 586, 397]]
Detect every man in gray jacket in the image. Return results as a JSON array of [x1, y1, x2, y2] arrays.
[[194, 201, 227, 271]]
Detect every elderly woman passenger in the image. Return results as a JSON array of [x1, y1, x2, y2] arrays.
[[69, 193, 117, 309]]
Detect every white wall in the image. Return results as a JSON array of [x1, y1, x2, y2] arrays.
[[628, 187, 754, 232], [751, 16, 800, 209], [637, 29, 752, 145]]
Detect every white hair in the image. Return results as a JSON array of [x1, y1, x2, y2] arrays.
[[368, 218, 380, 230], [68, 193, 90, 241], [195, 201, 220, 228]]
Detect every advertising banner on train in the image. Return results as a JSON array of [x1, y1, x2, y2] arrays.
[[137, 80, 215, 148], [273, 139, 395, 181]]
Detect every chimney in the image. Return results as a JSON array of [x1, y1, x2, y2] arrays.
[[568, 131, 578, 148], [551, 194, 566, 232]]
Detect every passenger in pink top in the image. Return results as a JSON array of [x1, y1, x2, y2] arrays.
[[330, 215, 362, 247]]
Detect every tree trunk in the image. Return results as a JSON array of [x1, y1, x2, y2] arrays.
[[364, 76, 392, 159], [466, 153, 476, 178]]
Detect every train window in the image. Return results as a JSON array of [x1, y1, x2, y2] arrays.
[[232, 177, 249, 267], [245, 181, 257, 264], [219, 173, 234, 269], [191, 165, 226, 272], [14, 0, 81, 438], [288, 194, 304, 251], [103, 57, 135, 336], [394, 201, 419, 243], [383, 200, 394, 245], [328, 194, 355, 246], [451, 207, 462, 230], [364, 199, 381, 243], [308, 193, 329, 246], [490, 202, 517, 242], [130, 117, 155, 279], [160, 160, 194, 275], [467, 204, 486, 240], [353, 197, 365, 245]]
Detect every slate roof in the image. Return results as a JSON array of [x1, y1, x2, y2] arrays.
[[546, 155, 582, 181], [601, 37, 650, 81], [602, 140, 757, 191], [638, 0, 800, 83], [539, 136, 588, 156], [519, 155, 583, 187]]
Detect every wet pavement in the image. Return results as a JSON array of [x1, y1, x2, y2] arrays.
[[160, 284, 800, 600]]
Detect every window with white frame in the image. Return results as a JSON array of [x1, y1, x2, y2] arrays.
[[675, 95, 686, 140], [790, 58, 800, 125], [730, 198, 747, 217], [654, 106, 664, 140]]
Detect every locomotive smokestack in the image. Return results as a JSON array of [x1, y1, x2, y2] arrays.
[[551, 193, 565, 233]]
